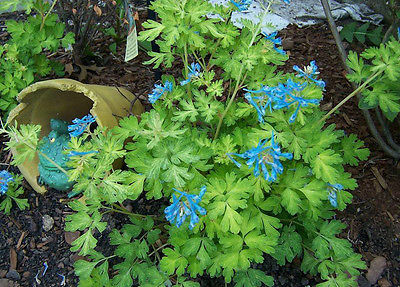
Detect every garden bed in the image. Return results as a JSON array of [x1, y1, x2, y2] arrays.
[[0, 10, 399, 287]]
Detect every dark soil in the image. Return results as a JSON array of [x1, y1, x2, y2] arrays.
[[0, 9, 399, 287]]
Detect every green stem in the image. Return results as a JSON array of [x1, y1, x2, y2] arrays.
[[183, 43, 192, 98], [5, 130, 69, 176], [192, 52, 206, 72], [40, 0, 58, 31], [213, 3, 275, 140], [37, 149, 69, 175], [103, 205, 146, 217], [213, 66, 244, 140], [319, 69, 384, 123], [148, 243, 169, 257]]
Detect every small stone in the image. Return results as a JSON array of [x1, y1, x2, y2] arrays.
[[29, 238, 35, 249], [64, 231, 80, 245], [57, 262, 64, 269], [278, 276, 288, 285], [5, 270, 20, 281], [378, 278, 392, 287], [27, 218, 38, 233], [366, 256, 387, 284], [300, 278, 309, 285], [0, 278, 19, 287], [42, 215, 54, 232], [282, 39, 294, 50], [0, 270, 7, 278], [21, 272, 29, 279]]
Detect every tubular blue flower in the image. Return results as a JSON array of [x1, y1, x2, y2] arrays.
[[273, 79, 320, 123], [164, 186, 207, 230], [180, 63, 202, 86], [42, 262, 48, 276], [57, 273, 66, 286], [227, 132, 293, 182], [68, 115, 96, 137], [293, 60, 326, 89], [244, 85, 287, 123], [263, 31, 286, 55], [244, 93, 266, 123], [68, 150, 99, 157], [327, 183, 343, 208], [281, 0, 290, 3], [0, 170, 14, 195], [148, 80, 173, 104], [230, 0, 252, 11]]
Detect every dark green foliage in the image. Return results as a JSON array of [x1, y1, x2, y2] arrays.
[[340, 22, 383, 45]]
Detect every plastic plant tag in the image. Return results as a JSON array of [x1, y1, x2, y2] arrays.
[[124, 0, 138, 62], [125, 25, 138, 62]]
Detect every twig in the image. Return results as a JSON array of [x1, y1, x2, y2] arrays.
[[375, 108, 400, 152], [382, 19, 399, 44]]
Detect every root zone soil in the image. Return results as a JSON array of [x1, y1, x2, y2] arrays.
[[0, 18, 399, 287]]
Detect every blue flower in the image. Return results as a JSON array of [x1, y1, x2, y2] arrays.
[[227, 132, 292, 182], [68, 150, 99, 157], [148, 81, 173, 104], [327, 183, 343, 208], [180, 63, 202, 86], [263, 31, 286, 55], [273, 79, 320, 123], [0, 170, 14, 195], [68, 115, 96, 137], [57, 273, 66, 285], [281, 0, 290, 3], [293, 60, 326, 89], [164, 186, 207, 230], [244, 85, 285, 123], [230, 0, 252, 11]]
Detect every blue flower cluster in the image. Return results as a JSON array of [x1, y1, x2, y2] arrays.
[[180, 63, 202, 86], [245, 76, 321, 123], [263, 31, 286, 55], [230, 0, 252, 11], [68, 115, 96, 137], [164, 186, 206, 230], [148, 81, 173, 104], [293, 60, 326, 89], [0, 170, 14, 195], [327, 183, 342, 208], [228, 132, 293, 182]]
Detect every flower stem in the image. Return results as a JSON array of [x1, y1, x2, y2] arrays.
[[183, 43, 192, 99], [40, 0, 58, 31], [103, 205, 145, 217], [320, 69, 384, 123], [213, 2, 271, 140], [213, 66, 244, 140]]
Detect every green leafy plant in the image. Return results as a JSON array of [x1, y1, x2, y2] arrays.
[[7, 0, 370, 286], [340, 22, 383, 45], [0, 0, 75, 114], [346, 38, 400, 121], [0, 172, 29, 214]]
